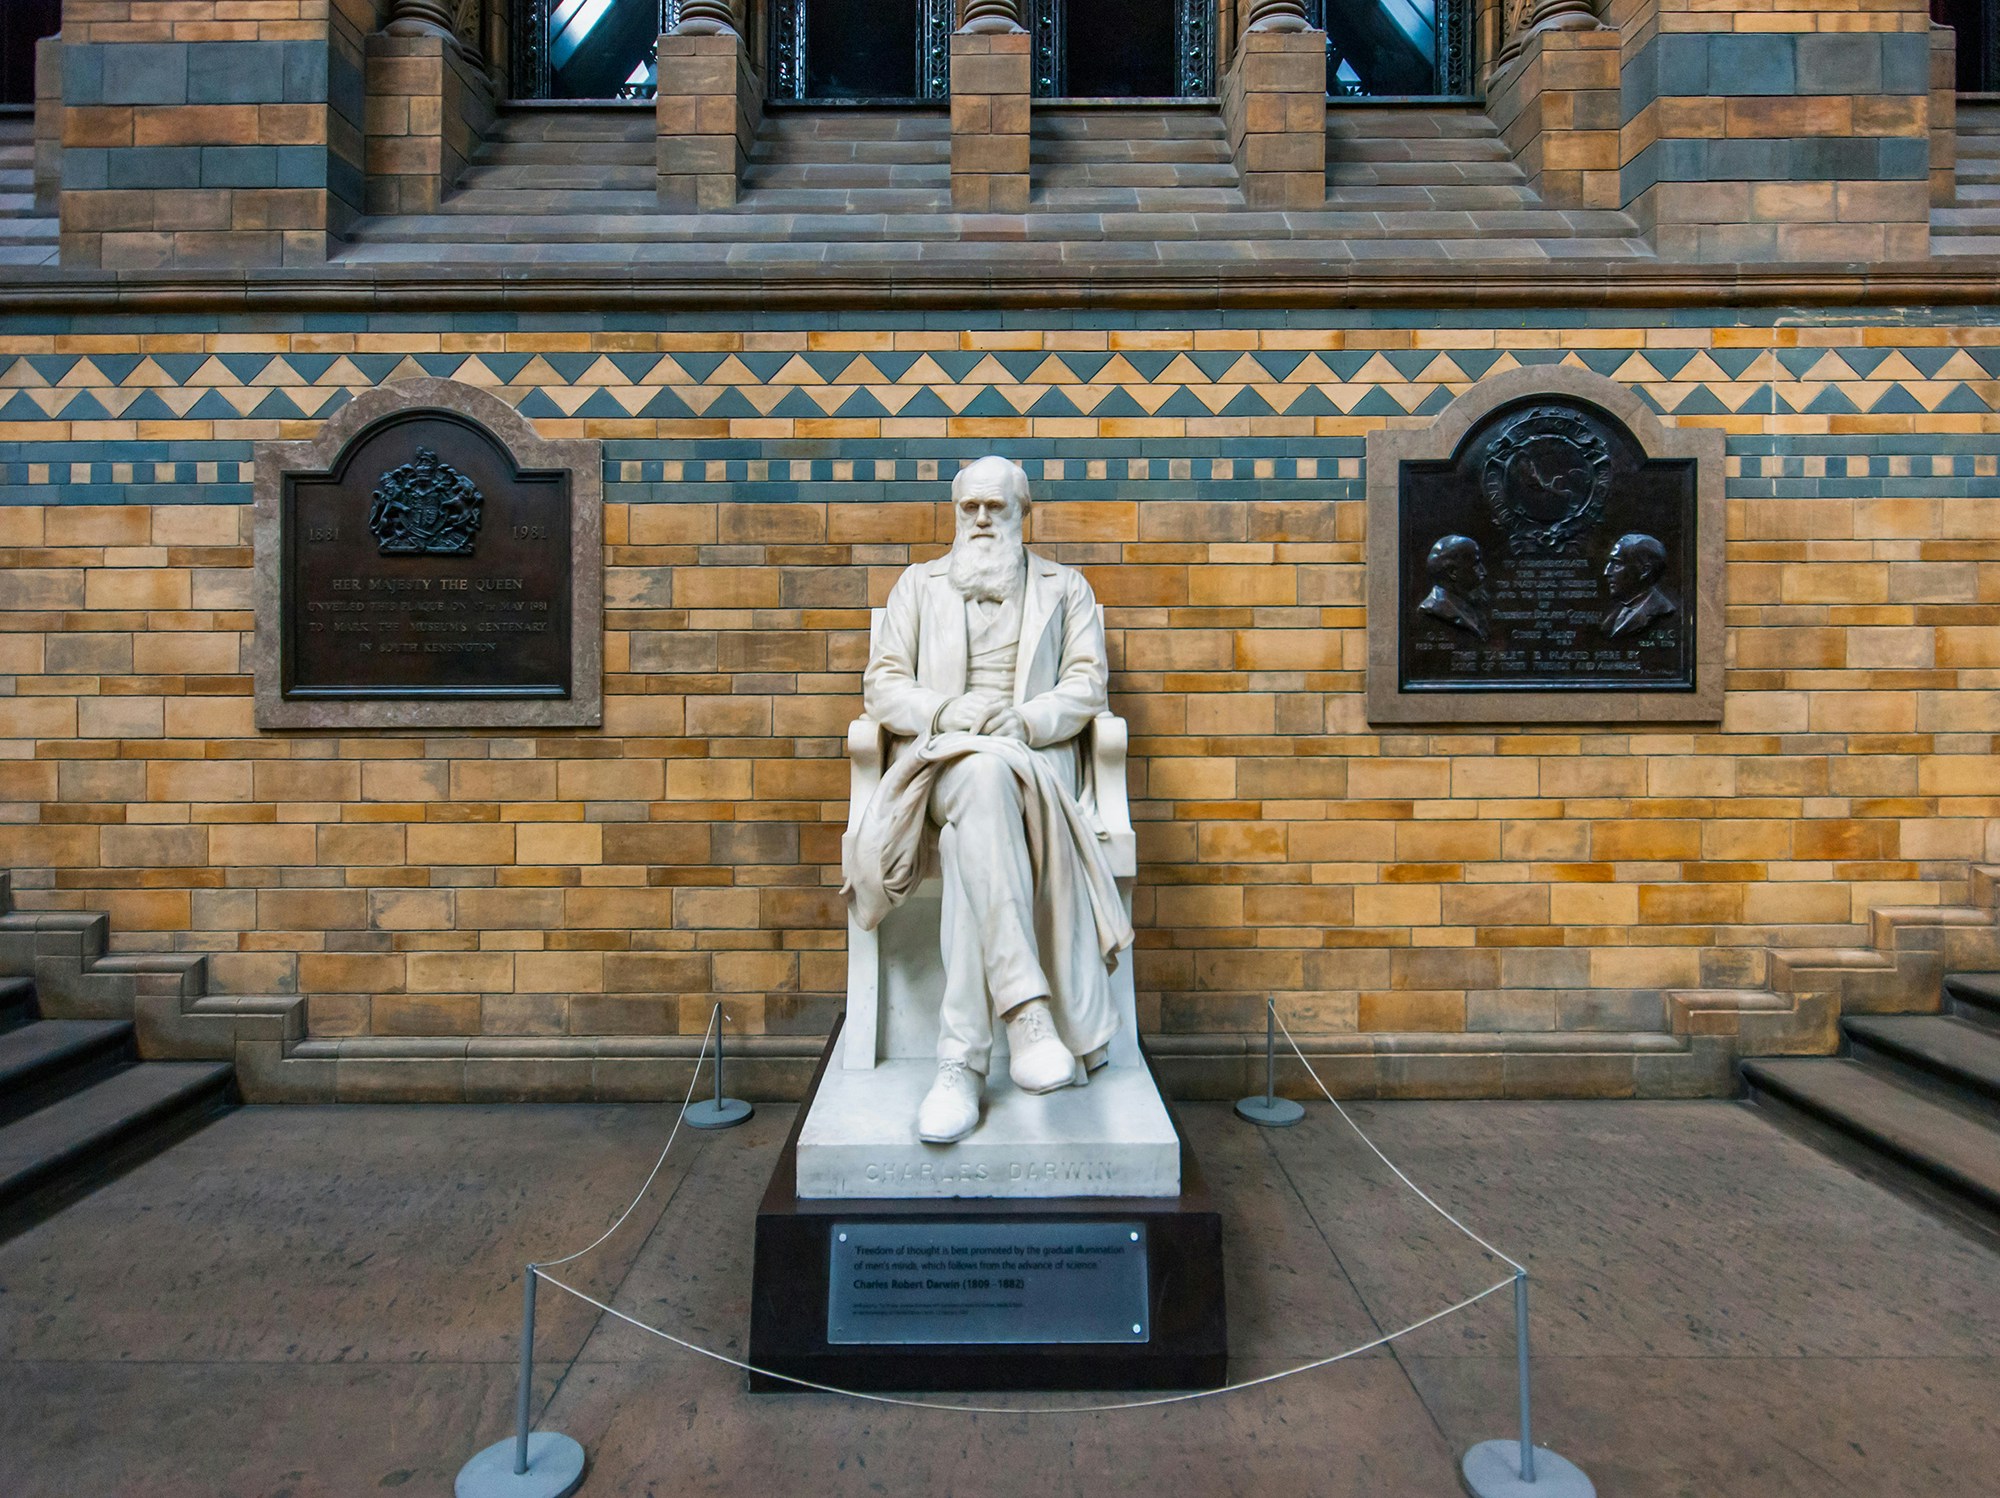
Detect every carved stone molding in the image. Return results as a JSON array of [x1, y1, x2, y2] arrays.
[[253, 380, 604, 731], [1364, 365, 1724, 725]]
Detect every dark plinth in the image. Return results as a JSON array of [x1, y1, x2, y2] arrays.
[[747, 1021, 1227, 1394]]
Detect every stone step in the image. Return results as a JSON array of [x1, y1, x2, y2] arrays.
[[742, 162, 953, 188], [1327, 107, 1501, 140], [1844, 1014, 2000, 1120], [727, 187, 955, 213], [1032, 162, 1241, 188], [469, 141, 656, 168], [748, 140, 950, 168], [484, 108, 657, 143], [1032, 109, 1227, 141], [1742, 1056, 2000, 1222], [0, 1020, 135, 1127], [0, 977, 35, 1029], [1326, 184, 1541, 210], [0, 1061, 235, 1231], [1328, 160, 1527, 189], [1932, 234, 2000, 255], [1946, 972, 2000, 1027], [1031, 138, 1233, 166], [760, 111, 950, 139], [1028, 186, 1247, 210], [440, 188, 663, 215]]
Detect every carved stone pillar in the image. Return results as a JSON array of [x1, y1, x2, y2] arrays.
[[961, 0, 1025, 31], [1523, 0, 1599, 36], [950, 12, 1031, 210], [384, 0, 458, 40], [674, 0, 740, 35], [1245, 0, 1310, 31]]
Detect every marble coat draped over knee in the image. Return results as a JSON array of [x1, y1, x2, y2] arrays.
[[843, 552, 1132, 1062]]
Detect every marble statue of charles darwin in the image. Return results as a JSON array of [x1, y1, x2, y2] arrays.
[[842, 455, 1134, 1144]]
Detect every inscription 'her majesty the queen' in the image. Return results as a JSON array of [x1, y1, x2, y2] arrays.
[[1397, 398, 1697, 694], [281, 413, 573, 700]]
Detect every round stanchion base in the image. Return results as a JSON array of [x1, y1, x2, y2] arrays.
[[456, 1433, 586, 1498], [1234, 1095, 1305, 1127], [1461, 1440, 1595, 1498], [685, 1096, 754, 1129]]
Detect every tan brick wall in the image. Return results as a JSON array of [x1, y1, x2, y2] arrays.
[[1, 320, 1998, 1060]]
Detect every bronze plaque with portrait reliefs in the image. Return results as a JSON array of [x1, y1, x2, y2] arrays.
[[1396, 396, 1696, 694], [253, 378, 603, 730], [1365, 366, 1723, 725]]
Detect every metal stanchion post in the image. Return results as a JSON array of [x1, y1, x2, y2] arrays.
[[685, 1001, 753, 1128], [1235, 998, 1304, 1126], [455, 1266, 587, 1498], [1460, 1271, 1595, 1497]]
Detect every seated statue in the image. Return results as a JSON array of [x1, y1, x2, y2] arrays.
[[842, 455, 1134, 1145]]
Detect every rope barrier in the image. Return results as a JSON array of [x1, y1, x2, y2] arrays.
[[512, 1001, 1527, 1418]]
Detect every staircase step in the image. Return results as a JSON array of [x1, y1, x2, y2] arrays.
[[1743, 1056, 2000, 1220], [0, 977, 34, 1030], [1844, 1014, 2000, 1117], [0, 1020, 135, 1125], [0, 1061, 235, 1225], [1946, 972, 2000, 1026]]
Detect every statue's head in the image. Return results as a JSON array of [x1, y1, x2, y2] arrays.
[[948, 455, 1031, 602], [1425, 534, 1486, 599], [1603, 533, 1665, 600]]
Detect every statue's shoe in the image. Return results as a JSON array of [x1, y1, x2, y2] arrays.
[[1005, 999, 1079, 1094], [917, 1060, 982, 1143]]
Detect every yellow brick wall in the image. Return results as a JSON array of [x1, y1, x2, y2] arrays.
[[1, 318, 1998, 1051]]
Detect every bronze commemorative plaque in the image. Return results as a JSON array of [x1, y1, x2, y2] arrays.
[[282, 410, 572, 700], [1395, 395, 1697, 695]]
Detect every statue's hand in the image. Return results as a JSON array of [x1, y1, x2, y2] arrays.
[[976, 705, 1030, 743], [936, 695, 991, 733]]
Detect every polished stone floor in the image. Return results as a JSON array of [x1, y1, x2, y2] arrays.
[[0, 1098, 1994, 1497]]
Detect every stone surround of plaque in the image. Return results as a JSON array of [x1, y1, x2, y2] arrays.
[[252, 378, 603, 729], [1365, 365, 1724, 724]]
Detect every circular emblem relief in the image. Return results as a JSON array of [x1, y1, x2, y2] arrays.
[[1478, 405, 1612, 555]]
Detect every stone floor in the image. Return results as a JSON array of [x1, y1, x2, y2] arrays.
[[0, 1098, 1994, 1497]]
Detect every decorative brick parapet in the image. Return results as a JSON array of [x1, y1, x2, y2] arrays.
[[1613, 0, 1935, 261], [655, 28, 761, 211], [1488, 28, 1622, 210], [950, 29, 1030, 213], [363, 30, 494, 215], [1220, 26, 1327, 210], [34, 36, 62, 216], [53, 0, 371, 268]]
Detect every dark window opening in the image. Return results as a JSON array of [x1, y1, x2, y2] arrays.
[[1065, 0, 1178, 97], [769, 0, 952, 103], [805, 0, 921, 98], [1306, 0, 1473, 98], [1029, 0, 1214, 98], [1934, 0, 2000, 90], [1, 0, 61, 107], [513, 0, 670, 100]]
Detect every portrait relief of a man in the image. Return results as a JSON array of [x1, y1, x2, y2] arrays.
[[1418, 533, 1490, 639], [842, 456, 1133, 1145], [1600, 532, 1678, 640]]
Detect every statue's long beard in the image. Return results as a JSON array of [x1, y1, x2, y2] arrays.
[[947, 533, 1026, 604]]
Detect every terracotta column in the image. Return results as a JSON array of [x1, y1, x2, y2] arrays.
[[961, 0, 1025, 30], [1245, 0, 1310, 31], [952, 0, 1031, 209], [673, 0, 740, 34], [1523, 0, 1599, 36], [384, 0, 457, 41]]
